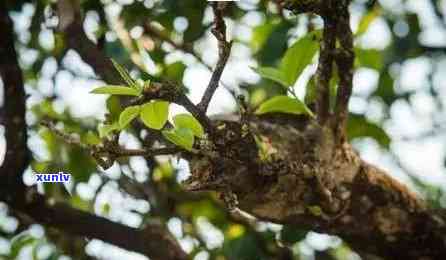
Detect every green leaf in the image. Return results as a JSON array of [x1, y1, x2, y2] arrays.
[[255, 31, 320, 88], [82, 131, 101, 145], [280, 31, 320, 86], [255, 67, 289, 87], [355, 48, 383, 70], [106, 96, 123, 121], [173, 114, 204, 138], [90, 85, 141, 96], [164, 61, 186, 82], [255, 95, 314, 117], [140, 100, 169, 130], [356, 8, 380, 36], [162, 128, 194, 151], [251, 21, 276, 52], [280, 226, 308, 245], [308, 205, 323, 216], [98, 122, 120, 138], [119, 105, 141, 129], [347, 114, 391, 149], [10, 234, 37, 258], [111, 59, 141, 90]]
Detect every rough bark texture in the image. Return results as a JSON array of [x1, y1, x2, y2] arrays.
[[185, 115, 446, 259], [0, 0, 29, 202]]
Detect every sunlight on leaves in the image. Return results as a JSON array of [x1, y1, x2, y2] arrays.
[[356, 7, 381, 36], [255, 95, 314, 117], [254, 67, 289, 87], [140, 100, 169, 130], [98, 122, 120, 138], [90, 85, 141, 96], [119, 105, 141, 129], [111, 59, 142, 91], [173, 114, 204, 138], [280, 30, 320, 85], [255, 30, 320, 88], [162, 128, 194, 151]]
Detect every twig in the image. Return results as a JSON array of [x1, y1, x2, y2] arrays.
[[144, 22, 206, 65], [144, 22, 238, 99], [40, 120, 87, 149], [41, 120, 182, 169], [113, 147, 179, 157], [198, 2, 233, 112]]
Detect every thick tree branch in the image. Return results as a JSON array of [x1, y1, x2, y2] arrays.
[[184, 114, 446, 259], [0, 1, 29, 202], [11, 193, 187, 260], [198, 3, 232, 112], [315, 14, 336, 123], [333, 1, 355, 137]]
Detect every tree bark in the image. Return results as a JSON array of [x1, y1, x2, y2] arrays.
[[184, 114, 446, 259]]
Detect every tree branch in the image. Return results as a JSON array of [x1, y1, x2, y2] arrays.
[[143, 21, 238, 99], [333, 1, 355, 137], [0, 1, 29, 202], [198, 2, 232, 112], [143, 22, 204, 64], [56, 0, 120, 84], [11, 193, 187, 260], [184, 114, 446, 259], [315, 14, 336, 123]]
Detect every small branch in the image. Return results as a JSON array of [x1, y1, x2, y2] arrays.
[[198, 2, 232, 112], [40, 120, 183, 170], [315, 15, 336, 123], [110, 147, 180, 157], [333, 1, 355, 137], [40, 120, 87, 148], [144, 22, 204, 64], [143, 22, 238, 99]]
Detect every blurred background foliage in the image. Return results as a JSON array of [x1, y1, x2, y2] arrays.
[[1, 0, 446, 259]]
